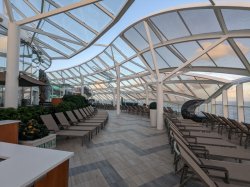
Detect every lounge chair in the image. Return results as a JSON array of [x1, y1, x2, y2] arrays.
[[229, 119, 250, 148], [169, 122, 237, 148], [174, 134, 250, 184], [65, 111, 104, 129], [165, 117, 222, 139], [79, 109, 108, 125], [40, 114, 89, 146], [174, 135, 246, 187], [55, 112, 98, 139]]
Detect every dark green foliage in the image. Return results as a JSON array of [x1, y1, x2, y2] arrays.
[[0, 108, 19, 120], [19, 119, 49, 140], [149, 102, 157, 109], [55, 101, 76, 112], [62, 95, 88, 108]]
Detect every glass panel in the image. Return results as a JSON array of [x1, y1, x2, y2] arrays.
[[131, 57, 147, 69], [99, 53, 115, 67], [39, 21, 78, 41], [70, 4, 112, 32], [192, 54, 216, 67], [41, 48, 64, 58], [155, 47, 183, 67], [124, 28, 148, 50], [36, 34, 73, 55], [93, 58, 107, 69], [227, 85, 237, 120], [122, 62, 145, 73], [142, 51, 154, 69], [134, 22, 160, 45], [234, 38, 250, 64], [120, 67, 133, 76], [243, 82, 250, 123], [180, 9, 221, 34], [151, 12, 190, 40], [100, 0, 127, 15], [222, 9, 250, 31], [10, 0, 36, 18], [113, 37, 136, 57], [202, 84, 220, 96], [208, 41, 245, 68], [186, 84, 209, 99], [243, 82, 250, 107], [207, 102, 211, 113], [49, 12, 96, 43], [174, 41, 202, 59]]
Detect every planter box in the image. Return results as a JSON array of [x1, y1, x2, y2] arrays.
[[19, 134, 56, 149]]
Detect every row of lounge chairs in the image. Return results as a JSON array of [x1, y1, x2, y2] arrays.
[[164, 112, 250, 186], [121, 105, 150, 117], [95, 103, 115, 110], [202, 112, 250, 149], [40, 106, 108, 146]]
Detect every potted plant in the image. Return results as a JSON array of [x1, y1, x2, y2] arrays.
[[149, 102, 157, 127], [19, 119, 56, 149]]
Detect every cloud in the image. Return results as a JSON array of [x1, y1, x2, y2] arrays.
[[195, 41, 250, 61]]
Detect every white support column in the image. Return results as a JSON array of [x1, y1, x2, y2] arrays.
[[4, 22, 20, 108], [116, 66, 121, 115], [62, 79, 66, 96], [156, 81, 164, 130], [236, 84, 244, 122], [222, 90, 228, 118], [211, 98, 216, 114], [113, 88, 116, 107], [51, 86, 53, 101], [80, 75, 84, 96], [204, 103, 208, 112], [145, 84, 149, 105]]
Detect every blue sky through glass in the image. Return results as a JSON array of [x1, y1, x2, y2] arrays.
[[47, 0, 207, 71]]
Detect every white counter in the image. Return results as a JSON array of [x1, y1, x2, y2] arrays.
[[0, 120, 20, 126], [0, 142, 74, 187]]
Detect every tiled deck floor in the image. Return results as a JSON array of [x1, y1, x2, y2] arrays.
[[55, 111, 248, 187]]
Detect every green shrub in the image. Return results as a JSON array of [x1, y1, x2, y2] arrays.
[[19, 119, 49, 140], [62, 95, 88, 108], [55, 101, 76, 112], [149, 102, 157, 109], [0, 108, 19, 120]]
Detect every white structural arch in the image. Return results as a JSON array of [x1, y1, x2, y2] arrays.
[[46, 2, 250, 109]]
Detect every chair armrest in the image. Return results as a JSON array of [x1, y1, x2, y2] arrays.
[[184, 135, 197, 143], [200, 165, 229, 183]]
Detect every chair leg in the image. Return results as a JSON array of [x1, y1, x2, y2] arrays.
[[245, 135, 250, 149]]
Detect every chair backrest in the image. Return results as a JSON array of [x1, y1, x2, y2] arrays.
[[169, 123, 191, 148], [83, 108, 91, 116], [173, 132, 202, 165], [73, 109, 84, 120], [66, 111, 78, 123], [55, 112, 71, 126], [86, 107, 93, 115], [175, 135, 217, 187], [40, 114, 60, 132], [89, 106, 94, 112], [79, 109, 88, 118]]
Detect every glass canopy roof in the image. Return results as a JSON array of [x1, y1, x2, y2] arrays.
[[5, 0, 133, 60], [2, 1, 250, 105], [45, 2, 250, 104]]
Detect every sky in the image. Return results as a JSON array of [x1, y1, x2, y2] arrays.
[[47, 0, 208, 71]]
